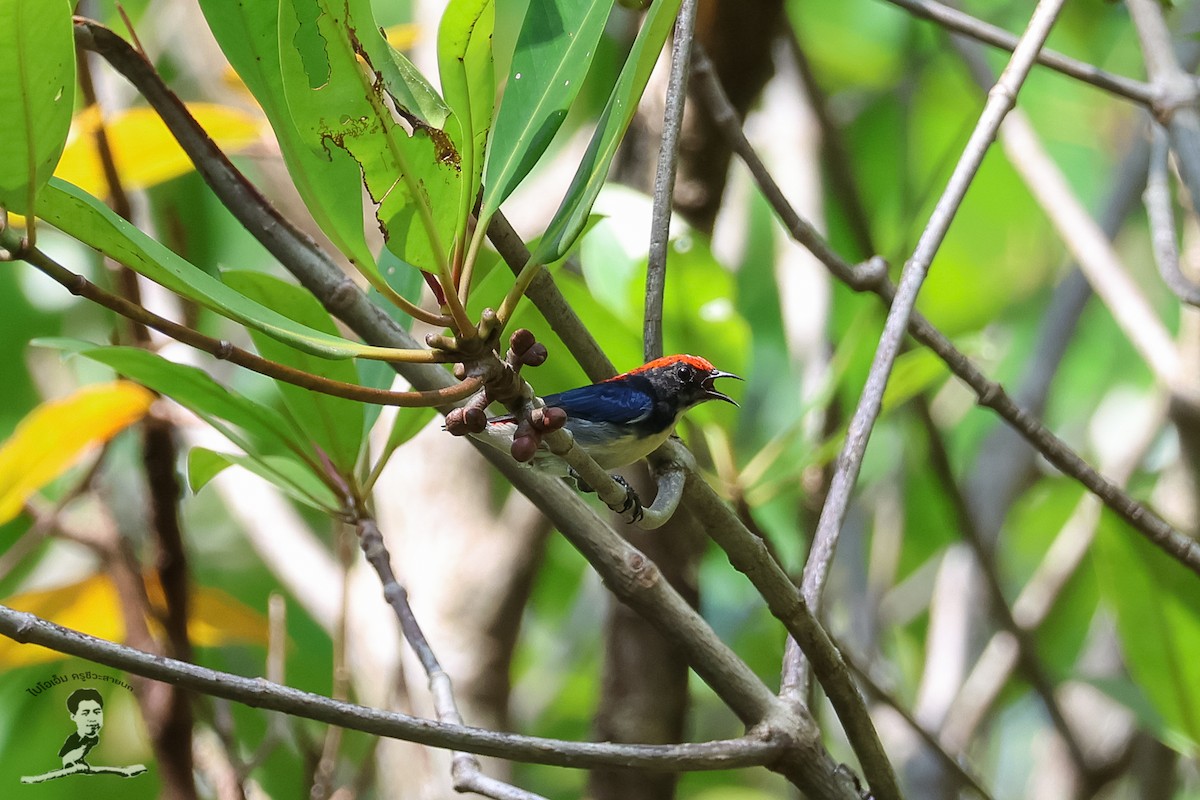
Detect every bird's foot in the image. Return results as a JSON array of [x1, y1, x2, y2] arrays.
[[566, 471, 643, 523], [610, 474, 644, 524]]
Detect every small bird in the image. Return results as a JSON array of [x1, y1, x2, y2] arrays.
[[479, 354, 740, 475]]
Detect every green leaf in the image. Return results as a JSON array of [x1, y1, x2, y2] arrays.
[[481, 0, 613, 219], [222, 271, 364, 475], [187, 447, 339, 512], [196, 0, 375, 272], [279, 0, 461, 280], [35, 179, 403, 361], [438, 0, 496, 254], [530, 0, 681, 264], [1095, 512, 1200, 753], [881, 349, 949, 414], [0, 0, 75, 214], [39, 340, 308, 463], [379, 43, 452, 129]]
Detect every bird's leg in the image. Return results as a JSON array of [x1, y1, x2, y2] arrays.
[[567, 470, 644, 523]]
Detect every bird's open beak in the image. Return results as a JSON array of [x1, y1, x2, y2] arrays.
[[703, 370, 742, 407]]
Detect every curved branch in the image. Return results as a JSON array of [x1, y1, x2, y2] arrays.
[[17, 246, 480, 408], [0, 604, 786, 772]]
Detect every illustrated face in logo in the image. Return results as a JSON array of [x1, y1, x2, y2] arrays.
[[70, 698, 103, 738]]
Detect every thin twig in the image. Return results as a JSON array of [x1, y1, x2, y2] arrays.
[[1146, 125, 1200, 307], [950, 37, 1180, 386], [846, 652, 995, 800], [644, 0, 699, 362], [802, 0, 1069, 642], [355, 516, 547, 800], [0, 603, 789, 771], [879, 0, 1154, 105], [691, 40, 1200, 576], [1127, 0, 1200, 213], [915, 402, 1091, 773]]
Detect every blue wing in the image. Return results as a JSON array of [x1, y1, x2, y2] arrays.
[[543, 383, 654, 424]]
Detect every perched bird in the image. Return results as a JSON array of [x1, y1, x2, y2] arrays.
[[478, 354, 740, 475]]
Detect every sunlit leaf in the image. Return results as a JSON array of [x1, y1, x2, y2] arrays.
[[0, 382, 152, 525], [438, 0, 495, 253], [54, 104, 261, 198], [279, 0, 460, 279], [197, 0, 378, 273], [531, 0, 681, 264], [481, 0, 613, 219], [35, 179, 406, 361], [0, 0, 75, 214]]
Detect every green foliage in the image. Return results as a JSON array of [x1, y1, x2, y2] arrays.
[[530, 0, 682, 264], [481, 0, 613, 219], [0, 0, 74, 215]]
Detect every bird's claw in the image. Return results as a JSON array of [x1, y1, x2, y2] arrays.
[[611, 475, 644, 524], [566, 471, 643, 523]]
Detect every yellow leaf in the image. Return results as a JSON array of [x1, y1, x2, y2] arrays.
[[0, 573, 270, 667], [54, 103, 262, 197], [384, 23, 420, 50], [0, 382, 154, 525]]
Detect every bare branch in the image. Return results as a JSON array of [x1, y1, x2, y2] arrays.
[[354, 517, 547, 800], [879, 0, 1154, 105], [803, 0, 1068, 626], [1147, 126, 1200, 307], [0, 603, 789, 772], [691, 32, 1200, 577], [644, 0, 700, 362]]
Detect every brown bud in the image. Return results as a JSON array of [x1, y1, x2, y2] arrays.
[[462, 407, 487, 433], [510, 328, 536, 357], [522, 342, 548, 367], [444, 408, 468, 436], [511, 434, 539, 463], [535, 406, 567, 432]]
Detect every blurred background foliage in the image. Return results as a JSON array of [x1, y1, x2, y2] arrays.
[[1, 0, 1197, 798]]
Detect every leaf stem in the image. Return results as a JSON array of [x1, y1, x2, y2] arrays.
[[18, 245, 480, 406]]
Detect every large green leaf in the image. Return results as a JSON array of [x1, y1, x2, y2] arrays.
[[480, 0, 613, 220], [196, 0, 375, 273], [438, 0, 495, 255], [35, 179, 404, 361], [279, 0, 460, 280], [0, 0, 74, 214], [530, 0, 681, 264], [222, 271, 364, 475], [1095, 511, 1200, 753]]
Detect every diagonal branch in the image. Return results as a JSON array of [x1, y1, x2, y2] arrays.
[[690, 40, 1200, 577], [879, 0, 1154, 105], [802, 0, 1068, 628], [354, 515, 546, 800]]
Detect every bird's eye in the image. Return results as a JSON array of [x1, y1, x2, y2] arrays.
[[675, 362, 695, 380]]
